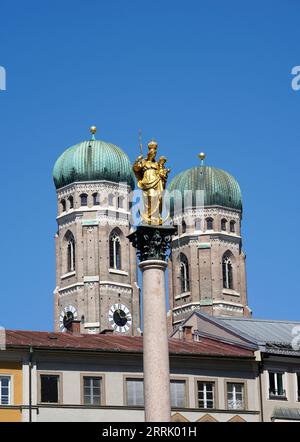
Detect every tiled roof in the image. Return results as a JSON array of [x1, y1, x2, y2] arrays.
[[5, 330, 254, 358]]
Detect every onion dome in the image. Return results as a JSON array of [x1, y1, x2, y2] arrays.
[[53, 127, 135, 189], [168, 153, 242, 214]]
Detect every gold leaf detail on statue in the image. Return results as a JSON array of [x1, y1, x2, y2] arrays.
[[133, 140, 170, 226]]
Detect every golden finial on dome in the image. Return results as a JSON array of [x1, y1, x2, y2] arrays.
[[148, 139, 158, 150], [90, 125, 97, 141], [198, 152, 206, 165]]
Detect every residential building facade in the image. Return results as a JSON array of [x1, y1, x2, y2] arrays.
[[0, 330, 260, 422], [172, 311, 300, 422]]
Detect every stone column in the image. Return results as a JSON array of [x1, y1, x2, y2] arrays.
[[139, 259, 170, 422], [128, 224, 176, 422]]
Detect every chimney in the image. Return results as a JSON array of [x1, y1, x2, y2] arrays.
[[100, 329, 114, 335], [182, 325, 193, 341], [66, 320, 81, 334]]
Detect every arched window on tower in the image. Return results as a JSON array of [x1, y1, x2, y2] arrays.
[[180, 253, 190, 293], [117, 196, 124, 209], [222, 253, 233, 289], [61, 199, 66, 212], [230, 220, 236, 233], [182, 220, 187, 234], [195, 218, 201, 231], [93, 192, 100, 206], [108, 194, 114, 206], [221, 218, 227, 231], [65, 231, 76, 273], [68, 196, 74, 209], [206, 217, 214, 230], [80, 193, 88, 207], [109, 230, 121, 270]]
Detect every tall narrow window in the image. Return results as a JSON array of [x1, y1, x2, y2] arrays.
[[68, 196, 74, 209], [40, 375, 59, 403], [108, 194, 114, 206], [182, 220, 187, 234], [180, 254, 190, 293], [0, 376, 11, 405], [297, 374, 300, 402], [126, 379, 144, 406], [230, 220, 235, 233], [222, 254, 233, 289], [221, 218, 227, 231], [117, 196, 124, 209], [269, 372, 286, 398], [80, 193, 88, 206], [227, 383, 244, 410], [170, 380, 186, 408], [195, 218, 201, 231], [83, 377, 102, 405], [109, 230, 121, 270], [206, 217, 213, 230], [61, 199, 66, 212], [65, 232, 76, 273], [197, 381, 215, 409], [93, 193, 100, 206]]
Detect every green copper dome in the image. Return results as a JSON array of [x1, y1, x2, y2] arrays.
[[53, 139, 135, 189], [168, 165, 242, 213]]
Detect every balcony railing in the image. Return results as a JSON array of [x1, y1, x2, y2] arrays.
[[269, 388, 286, 399]]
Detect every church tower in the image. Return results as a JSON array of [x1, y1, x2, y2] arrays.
[[52, 127, 140, 334], [167, 153, 251, 329]]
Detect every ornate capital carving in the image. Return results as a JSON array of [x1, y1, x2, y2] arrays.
[[128, 225, 177, 262]]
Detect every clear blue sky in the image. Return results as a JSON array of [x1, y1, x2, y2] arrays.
[[0, 0, 299, 330]]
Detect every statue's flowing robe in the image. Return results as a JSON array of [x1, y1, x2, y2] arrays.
[[133, 159, 165, 225]]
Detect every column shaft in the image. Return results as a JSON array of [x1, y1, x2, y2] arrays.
[[139, 259, 171, 422]]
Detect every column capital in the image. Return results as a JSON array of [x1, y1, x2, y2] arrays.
[[128, 224, 177, 262], [139, 259, 168, 272]]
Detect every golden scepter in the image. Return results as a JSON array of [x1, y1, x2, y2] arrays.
[[138, 129, 143, 157]]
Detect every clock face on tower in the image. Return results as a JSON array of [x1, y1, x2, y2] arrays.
[[108, 303, 132, 333], [59, 304, 78, 332]]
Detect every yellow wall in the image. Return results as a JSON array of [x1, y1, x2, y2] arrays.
[[0, 362, 22, 422]]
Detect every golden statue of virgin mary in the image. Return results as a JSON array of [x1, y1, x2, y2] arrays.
[[133, 140, 170, 225]]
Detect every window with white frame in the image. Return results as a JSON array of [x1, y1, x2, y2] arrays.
[[126, 378, 144, 406], [170, 380, 186, 408], [269, 372, 286, 398], [0, 376, 11, 405], [197, 381, 215, 409], [83, 376, 102, 405], [227, 383, 245, 410]]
